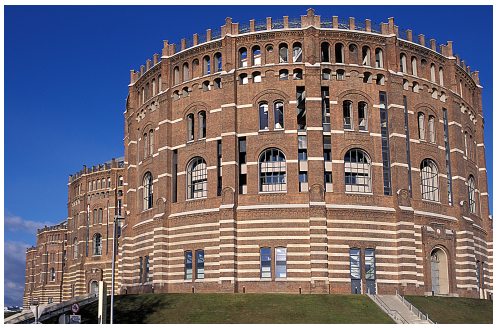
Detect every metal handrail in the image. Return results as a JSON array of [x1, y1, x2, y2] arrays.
[[368, 294, 409, 324], [396, 290, 435, 324]]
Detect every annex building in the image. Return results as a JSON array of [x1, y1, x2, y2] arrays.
[[24, 9, 493, 308]]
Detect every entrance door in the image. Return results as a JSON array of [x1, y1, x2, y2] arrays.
[[365, 248, 376, 294], [431, 248, 449, 295], [350, 248, 362, 294]]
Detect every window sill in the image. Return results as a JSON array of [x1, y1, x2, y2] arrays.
[[186, 197, 207, 202], [421, 199, 441, 204], [141, 208, 154, 213], [259, 191, 287, 194], [345, 191, 373, 195], [259, 278, 272, 282], [275, 277, 287, 282]]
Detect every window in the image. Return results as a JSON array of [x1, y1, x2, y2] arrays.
[[420, 159, 439, 202], [275, 247, 287, 278], [343, 101, 353, 129], [143, 132, 148, 158], [149, 129, 154, 155], [173, 66, 180, 85], [350, 248, 361, 279], [358, 102, 367, 131], [336, 69, 345, 80], [141, 87, 145, 104], [158, 75, 162, 92], [363, 72, 372, 83], [379, 92, 392, 195], [187, 157, 207, 199], [411, 57, 418, 76], [98, 208, 103, 224], [418, 112, 426, 140], [185, 251, 193, 280], [292, 42, 302, 62], [292, 68, 303, 80], [143, 172, 153, 210], [145, 255, 150, 282], [279, 43, 288, 63], [297, 86, 306, 130], [274, 102, 284, 129], [93, 209, 97, 224], [50, 268, 55, 281], [464, 132, 469, 157], [73, 238, 78, 259], [468, 175, 476, 214], [217, 141, 222, 196], [239, 47, 248, 68], [345, 149, 371, 193], [259, 148, 286, 192], [195, 250, 204, 279], [365, 249, 375, 280], [173, 90, 180, 100], [214, 78, 222, 89], [203, 55, 210, 75], [187, 114, 194, 141], [259, 103, 269, 130], [118, 176, 124, 186], [279, 69, 288, 80], [107, 177, 111, 188], [239, 73, 248, 85], [403, 79, 409, 90], [202, 80, 211, 91], [198, 111, 206, 139], [376, 74, 385, 85], [139, 256, 143, 283], [252, 45, 262, 66], [253, 71, 262, 83], [182, 87, 189, 97], [439, 67, 444, 86], [443, 109, 453, 205], [152, 79, 156, 96], [93, 233, 102, 255], [412, 81, 419, 93], [428, 115, 436, 143], [335, 43, 344, 63], [400, 53, 407, 73], [430, 64, 436, 82], [362, 46, 371, 66], [214, 52, 222, 72], [322, 68, 331, 80], [260, 247, 271, 278], [183, 62, 190, 82], [321, 42, 330, 62], [375, 48, 383, 68]]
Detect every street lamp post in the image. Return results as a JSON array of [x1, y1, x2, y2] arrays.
[[110, 215, 124, 324]]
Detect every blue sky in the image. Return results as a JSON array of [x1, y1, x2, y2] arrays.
[[4, 5, 493, 306]]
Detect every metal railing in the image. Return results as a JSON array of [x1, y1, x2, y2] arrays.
[[396, 290, 435, 324], [368, 294, 409, 324]]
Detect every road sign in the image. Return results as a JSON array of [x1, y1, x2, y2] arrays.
[[69, 315, 81, 324], [71, 303, 80, 314]]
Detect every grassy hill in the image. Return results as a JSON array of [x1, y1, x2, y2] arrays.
[[44, 293, 394, 324], [405, 295, 493, 324]]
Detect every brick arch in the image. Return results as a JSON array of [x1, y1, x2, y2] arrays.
[[252, 88, 290, 105]]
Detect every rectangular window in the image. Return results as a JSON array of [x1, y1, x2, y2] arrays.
[[321, 87, 330, 131], [299, 171, 308, 192], [238, 137, 247, 195], [184, 251, 193, 280], [217, 141, 222, 196], [296, 87, 306, 130], [275, 247, 287, 278], [343, 101, 352, 129], [379, 92, 391, 195], [350, 248, 361, 280], [298, 149, 307, 161], [443, 109, 453, 205], [365, 248, 375, 280], [260, 247, 271, 278], [172, 150, 178, 203], [196, 250, 205, 279], [139, 256, 143, 283], [403, 96, 413, 196], [323, 135, 332, 161]]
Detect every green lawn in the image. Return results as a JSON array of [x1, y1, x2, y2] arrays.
[[405, 295, 493, 324], [45, 293, 394, 324]]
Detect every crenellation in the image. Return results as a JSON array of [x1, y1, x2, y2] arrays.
[[418, 34, 425, 47]]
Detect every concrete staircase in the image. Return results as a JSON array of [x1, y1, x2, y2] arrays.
[[368, 293, 433, 324]]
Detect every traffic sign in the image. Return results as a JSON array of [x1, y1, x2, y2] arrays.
[[69, 315, 81, 324], [71, 303, 80, 314]]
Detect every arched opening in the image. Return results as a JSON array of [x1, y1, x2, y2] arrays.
[[90, 280, 99, 295], [430, 247, 449, 295]]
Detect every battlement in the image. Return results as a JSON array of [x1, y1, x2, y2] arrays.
[[130, 8, 478, 85], [36, 221, 67, 235], [69, 156, 124, 183]]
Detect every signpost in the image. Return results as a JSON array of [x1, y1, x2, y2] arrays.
[[69, 315, 81, 324]]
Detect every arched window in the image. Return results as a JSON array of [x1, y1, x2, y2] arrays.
[[418, 112, 426, 140], [149, 129, 154, 155], [183, 62, 190, 82], [468, 175, 476, 214], [464, 132, 469, 157], [321, 42, 330, 62], [192, 59, 199, 78], [118, 176, 124, 186], [358, 102, 368, 131], [173, 90, 180, 100], [412, 81, 419, 93], [143, 172, 153, 210], [322, 68, 331, 80], [259, 148, 286, 192], [411, 57, 418, 76], [335, 43, 344, 63], [239, 73, 248, 85], [143, 132, 148, 158], [252, 71, 262, 83], [439, 67, 444, 86], [252, 45, 262, 66], [420, 159, 439, 201], [239, 47, 248, 68], [469, 134, 474, 160], [141, 87, 145, 104], [259, 102, 269, 130], [93, 233, 102, 255], [363, 72, 372, 83], [73, 238, 78, 259], [93, 209, 97, 224], [344, 149, 371, 193], [279, 69, 289, 80], [336, 69, 345, 80], [375, 48, 383, 68], [428, 115, 436, 143], [152, 79, 156, 96], [50, 268, 55, 281], [158, 75, 162, 92], [279, 43, 288, 63], [202, 55, 210, 75], [430, 64, 436, 82], [400, 53, 407, 73], [274, 101, 284, 129], [173, 66, 180, 85], [362, 46, 371, 66], [214, 52, 222, 72], [145, 83, 150, 100], [202, 80, 211, 91], [292, 42, 302, 62], [292, 68, 303, 80], [98, 208, 103, 224], [376, 74, 385, 85], [403, 79, 409, 90], [214, 78, 222, 89], [187, 157, 207, 199], [187, 114, 194, 141], [182, 87, 189, 97], [265, 44, 274, 64], [349, 44, 358, 64], [198, 111, 206, 139], [343, 101, 353, 130]]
